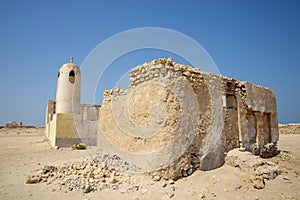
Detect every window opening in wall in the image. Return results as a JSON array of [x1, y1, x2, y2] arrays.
[[226, 94, 237, 108], [69, 70, 75, 83]]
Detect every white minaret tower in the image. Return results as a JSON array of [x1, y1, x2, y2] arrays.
[[56, 56, 81, 114]]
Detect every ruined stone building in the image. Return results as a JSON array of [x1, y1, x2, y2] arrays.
[[45, 57, 278, 178]]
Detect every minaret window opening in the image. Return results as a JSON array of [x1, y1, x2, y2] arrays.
[[69, 70, 75, 83]]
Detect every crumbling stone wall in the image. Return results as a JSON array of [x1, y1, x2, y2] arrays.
[[97, 58, 278, 179], [235, 82, 279, 157]]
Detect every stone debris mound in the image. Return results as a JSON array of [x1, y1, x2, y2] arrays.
[[26, 154, 166, 194], [226, 149, 281, 189], [26, 155, 133, 193], [26, 148, 285, 193]]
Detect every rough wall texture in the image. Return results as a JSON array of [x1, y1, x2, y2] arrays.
[[97, 58, 279, 179]]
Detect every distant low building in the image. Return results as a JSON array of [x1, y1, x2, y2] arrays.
[[6, 121, 23, 128]]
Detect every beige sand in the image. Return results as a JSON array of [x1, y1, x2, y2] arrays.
[[0, 125, 299, 200]]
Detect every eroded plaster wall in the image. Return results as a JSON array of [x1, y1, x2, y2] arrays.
[[97, 58, 279, 179]]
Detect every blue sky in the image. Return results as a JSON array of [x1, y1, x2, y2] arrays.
[[0, 0, 299, 127]]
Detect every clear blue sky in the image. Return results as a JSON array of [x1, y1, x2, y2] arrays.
[[0, 0, 299, 127]]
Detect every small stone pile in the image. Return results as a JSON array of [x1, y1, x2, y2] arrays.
[[26, 155, 180, 196], [226, 149, 281, 189], [26, 154, 138, 193], [26, 153, 180, 194]]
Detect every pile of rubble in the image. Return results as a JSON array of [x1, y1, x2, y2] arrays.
[[26, 149, 284, 194], [26, 154, 133, 193], [25, 154, 172, 194], [226, 149, 281, 189]]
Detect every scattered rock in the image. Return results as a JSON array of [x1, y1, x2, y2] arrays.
[[162, 182, 167, 188], [234, 183, 242, 190], [250, 176, 265, 189], [133, 184, 140, 191], [25, 147, 282, 195], [25, 155, 131, 193], [83, 184, 93, 193], [226, 149, 266, 174], [152, 175, 161, 181], [112, 184, 119, 190], [110, 174, 119, 184], [42, 165, 57, 174], [210, 192, 216, 197], [255, 165, 280, 180], [259, 143, 279, 158], [169, 193, 175, 198], [168, 179, 175, 185], [283, 175, 290, 180], [25, 175, 41, 184], [198, 193, 206, 199], [75, 143, 87, 150], [119, 187, 128, 194], [226, 148, 281, 188]]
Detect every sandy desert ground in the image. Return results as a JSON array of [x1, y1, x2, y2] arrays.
[[0, 124, 299, 200]]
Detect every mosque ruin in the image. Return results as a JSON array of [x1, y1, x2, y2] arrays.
[[45, 57, 279, 178]]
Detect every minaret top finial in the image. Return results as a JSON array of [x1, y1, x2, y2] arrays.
[[70, 56, 73, 63]]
